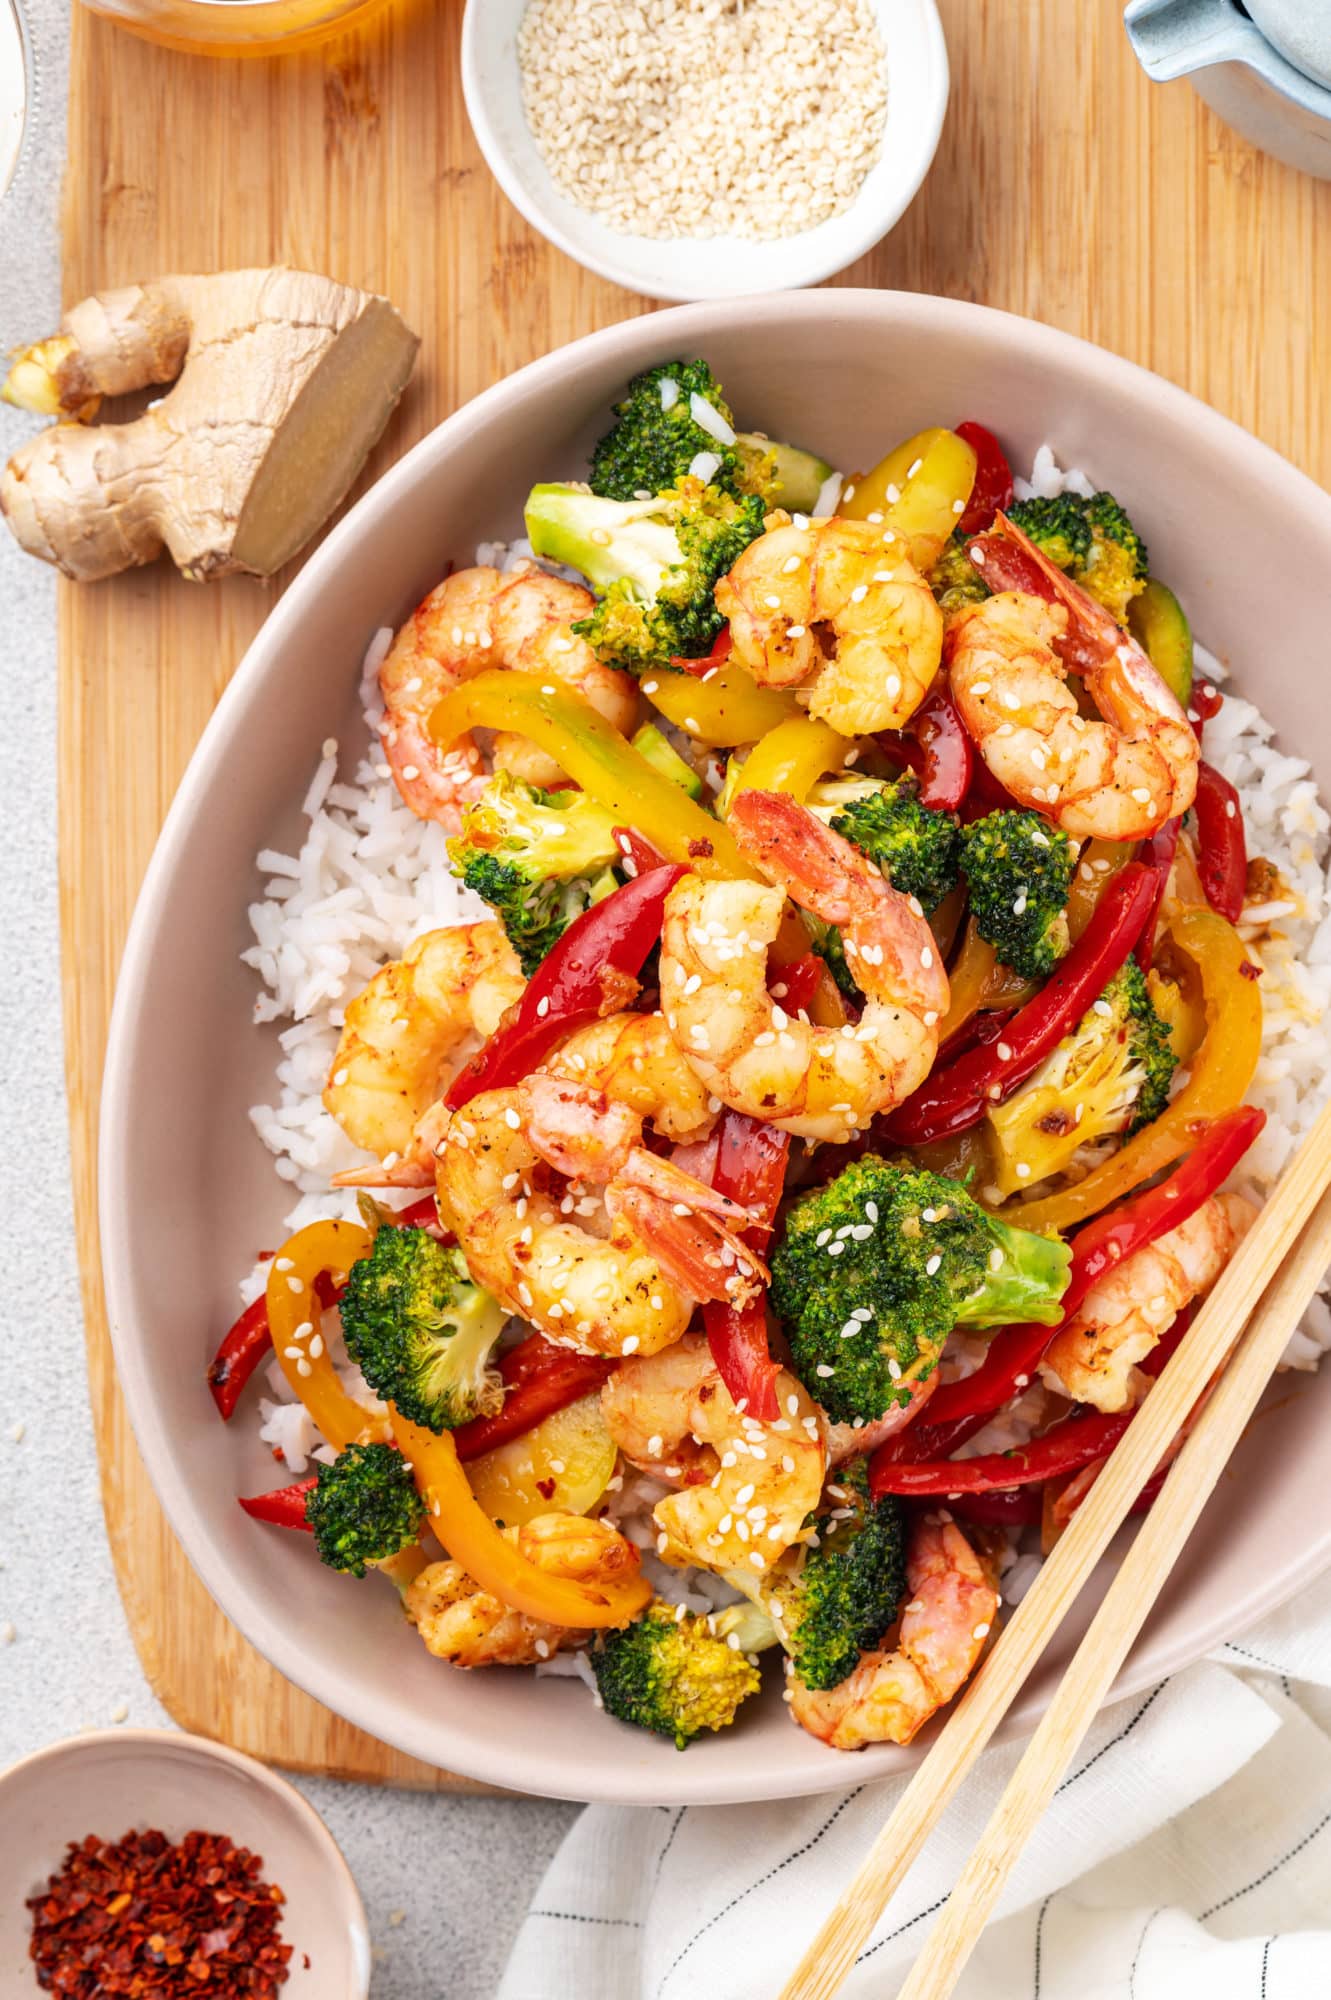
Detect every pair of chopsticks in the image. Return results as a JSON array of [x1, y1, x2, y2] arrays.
[[780, 1091, 1331, 2000]]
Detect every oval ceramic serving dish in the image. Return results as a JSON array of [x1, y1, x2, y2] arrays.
[[101, 292, 1331, 1806]]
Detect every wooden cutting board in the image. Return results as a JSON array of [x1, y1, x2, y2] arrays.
[[58, 0, 1331, 1787]]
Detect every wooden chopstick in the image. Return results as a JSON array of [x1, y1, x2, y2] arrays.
[[890, 1176, 1331, 2000], [779, 1090, 1331, 2000]]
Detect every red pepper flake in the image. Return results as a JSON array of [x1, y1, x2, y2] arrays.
[[27, 1828, 294, 1996]]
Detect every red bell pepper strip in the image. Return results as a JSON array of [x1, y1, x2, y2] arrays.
[[238, 1476, 316, 1530], [1193, 760, 1247, 925], [613, 826, 672, 877], [954, 422, 1014, 537], [772, 953, 826, 1018], [878, 686, 974, 812], [395, 1194, 451, 1236], [1133, 815, 1183, 974], [446, 867, 687, 1108], [966, 531, 1056, 605], [884, 862, 1157, 1145], [878, 1107, 1264, 1474], [451, 1336, 615, 1461], [870, 1408, 1133, 1498], [948, 1487, 1045, 1527], [1190, 680, 1223, 734], [208, 1271, 340, 1421], [935, 1004, 1017, 1071], [701, 1109, 788, 1422], [670, 625, 733, 676], [959, 754, 1022, 823]]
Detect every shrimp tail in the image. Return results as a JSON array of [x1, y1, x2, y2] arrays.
[[331, 1157, 436, 1190], [621, 1145, 759, 1225], [605, 1182, 769, 1309]]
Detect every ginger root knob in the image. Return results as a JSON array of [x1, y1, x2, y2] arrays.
[[1, 267, 419, 583]]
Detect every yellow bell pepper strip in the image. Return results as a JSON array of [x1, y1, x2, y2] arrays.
[[908, 1123, 998, 1192], [840, 426, 978, 570], [430, 670, 756, 879], [267, 1220, 389, 1451], [935, 921, 1034, 1046], [389, 1411, 651, 1629], [732, 716, 852, 803], [1004, 904, 1262, 1233], [643, 658, 802, 748], [1066, 838, 1136, 943], [929, 882, 967, 962]]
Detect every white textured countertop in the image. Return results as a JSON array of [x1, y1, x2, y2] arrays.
[[0, 6, 576, 1991]]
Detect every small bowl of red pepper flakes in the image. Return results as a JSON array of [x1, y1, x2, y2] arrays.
[[0, 1730, 369, 1996]]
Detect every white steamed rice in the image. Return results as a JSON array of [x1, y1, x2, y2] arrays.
[[240, 448, 1331, 1493]]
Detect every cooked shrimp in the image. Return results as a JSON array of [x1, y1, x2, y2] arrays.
[[948, 515, 1198, 840], [379, 564, 637, 827], [404, 1513, 638, 1668], [323, 923, 523, 1166], [659, 791, 949, 1142], [1040, 1191, 1256, 1413], [540, 1011, 719, 1146], [435, 1081, 765, 1358], [600, 1334, 827, 1573], [789, 1512, 998, 1749], [715, 517, 944, 736]]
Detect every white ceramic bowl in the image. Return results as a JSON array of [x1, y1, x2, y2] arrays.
[[0, 1731, 369, 1994], [460, 0, 949, 299], [102, 291, 1331, 1806]]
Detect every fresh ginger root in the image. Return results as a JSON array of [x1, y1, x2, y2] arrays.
[[1, 267, 419, 582]]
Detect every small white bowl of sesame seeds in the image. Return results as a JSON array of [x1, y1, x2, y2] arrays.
[[461, 0, 949, 301]]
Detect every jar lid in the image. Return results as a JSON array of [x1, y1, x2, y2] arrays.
[[1245, 0, 1331, 92]]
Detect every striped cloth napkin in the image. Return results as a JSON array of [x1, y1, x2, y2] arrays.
[[499, 1574, 1331, 1999]]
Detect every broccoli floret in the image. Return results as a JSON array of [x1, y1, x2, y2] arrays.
[[806, 772, 962, 914], [960, 809, 1077, 981], [928, 529, 990, 611], [305, 1441, 424, 1578], [1006, 491, 1149, 625], [447, 769, 620, 975], [593, 1601, 763, 1748], [340, 1226, 505, 1434], [986, 959, 1178, 1199], [770, 1464, 907, 1692], [771, 1159, 1071, 1424], [588, 360, 749, 502], [806, 917, 862, 1004], [524, 478, 766, 674]]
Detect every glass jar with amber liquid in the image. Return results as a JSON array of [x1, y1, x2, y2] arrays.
[[79, 0, 391, 55]]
